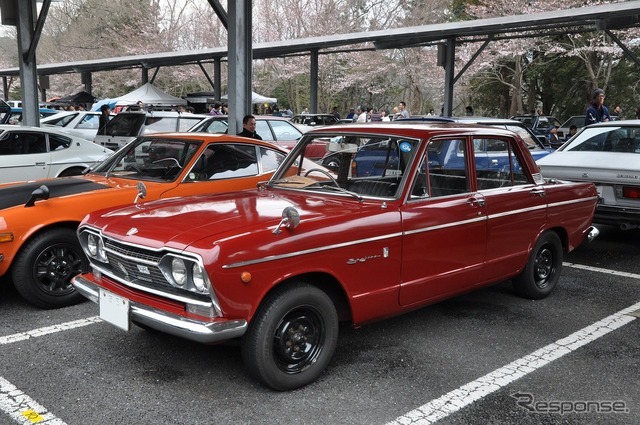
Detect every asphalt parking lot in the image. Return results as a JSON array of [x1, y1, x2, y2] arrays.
[[1, 225, 638, 425]]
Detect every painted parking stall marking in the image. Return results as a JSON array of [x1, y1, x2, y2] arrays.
[[565, 262, 640, 280], [0, 377, 67, 424], [0, 317, 101, 345], [0, 318, 101, 424], [387, 300, 640, 425]]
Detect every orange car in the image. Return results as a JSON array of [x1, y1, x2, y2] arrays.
[[0, 132, 287, 308]]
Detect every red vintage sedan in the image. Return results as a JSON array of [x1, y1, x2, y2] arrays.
[[72, 122, 599, 390]]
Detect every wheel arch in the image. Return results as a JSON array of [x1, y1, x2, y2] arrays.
[[253, 272, 352, 324], [56, 166, 88, 177], [11, 221, 83, 273]]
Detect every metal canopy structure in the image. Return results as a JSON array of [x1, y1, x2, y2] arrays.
[[1, 1, 640, 120]]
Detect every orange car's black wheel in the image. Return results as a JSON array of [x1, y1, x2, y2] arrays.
[[12, 228, 88, 309]]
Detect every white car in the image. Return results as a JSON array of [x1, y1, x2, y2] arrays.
[[40, 110, 108, 140], [0, 125, 112, 183], [536, 120, 640, 230]]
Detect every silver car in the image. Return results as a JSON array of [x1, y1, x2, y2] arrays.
[[536, 120, 640, 230]]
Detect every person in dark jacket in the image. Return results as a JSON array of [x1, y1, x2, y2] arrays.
[[237, 115, 262, 139], [98, 104, 111, 135], [585, 88, 611, 126]]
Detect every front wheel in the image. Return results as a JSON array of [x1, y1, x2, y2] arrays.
[[12, 228, 88, 309], [512, 231, 563, 300], [241, 284, 339, 391]]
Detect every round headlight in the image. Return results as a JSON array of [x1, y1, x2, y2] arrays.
[[171, 257, 187, 286], [87, 234, 98, 257], [192, 263, 206, 292], [97, 238, 107, 262]]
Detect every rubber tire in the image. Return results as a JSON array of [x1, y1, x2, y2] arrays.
[[512, 231, 563, 300], [241, 284, 339, 391], [12, 228, 88, 309]]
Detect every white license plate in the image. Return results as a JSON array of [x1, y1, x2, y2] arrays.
[[99, 289, 130, 331]]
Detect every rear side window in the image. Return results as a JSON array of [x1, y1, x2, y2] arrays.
[[77, 114, 100, 129], [49, 134, 72, 151], [144, 117, 177, 133]]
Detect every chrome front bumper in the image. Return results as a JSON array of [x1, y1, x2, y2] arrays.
[[72, 275, 247, 344]]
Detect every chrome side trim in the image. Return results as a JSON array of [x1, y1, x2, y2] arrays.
[[223, 232, 404, 269], [72, 275, 247, 344], [403, 215, 487, 236], [547, 196, 599, 208]]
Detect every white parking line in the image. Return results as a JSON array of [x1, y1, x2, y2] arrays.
[[0, 377, 67, 424], [0, 318, 101, 424], [564, 262, 640, 280], [0, 317, 101, 346], [387, 300, 640, 424]]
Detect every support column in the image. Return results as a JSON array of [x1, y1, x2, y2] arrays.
[[442, 38, 456, 117], [310, 49, 318, 114], [228, 0, 252, 134], [16, 0, 39, 126]]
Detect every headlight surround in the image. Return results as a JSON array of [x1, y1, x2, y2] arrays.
[[82, 231, 108, 263], [160, 254, 211, 295]]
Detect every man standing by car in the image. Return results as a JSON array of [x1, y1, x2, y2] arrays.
[[98, 104, 111, 136], [585, 88, 611, 126], [238, 115, 262, 140]]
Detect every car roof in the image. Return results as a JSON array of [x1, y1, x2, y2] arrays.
[[399, 116, 527, 125], [0, 124, 88, 138], [136, 131, 290, 151], [305, 121, 518, 137]]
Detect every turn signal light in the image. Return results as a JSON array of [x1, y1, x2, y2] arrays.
[[0, 233, 14, 243]]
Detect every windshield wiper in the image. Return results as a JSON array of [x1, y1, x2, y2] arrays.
[[315, 184, 363, 202]]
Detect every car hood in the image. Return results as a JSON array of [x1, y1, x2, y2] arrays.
[[0, 174, 144, 210], [537, 151, 640, 183], [86, 189, 399, 255]]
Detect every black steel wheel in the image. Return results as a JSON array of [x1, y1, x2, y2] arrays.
[[512, 231, 563, 300], [242, 284, 338, 390], [12, 228, 88, 308]]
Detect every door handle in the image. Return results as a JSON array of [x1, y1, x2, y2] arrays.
[[466, 197, 485, 207], [530, 188, 545, 197], [35, 162, 46, 166]]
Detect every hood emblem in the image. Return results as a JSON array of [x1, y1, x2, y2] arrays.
[[127, 227, 138, 236]]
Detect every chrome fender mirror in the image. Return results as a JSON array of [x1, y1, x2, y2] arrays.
[[134, 181, 147, 205], [273, 206, 300, 234]]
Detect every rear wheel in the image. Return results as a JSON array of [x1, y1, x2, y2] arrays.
[[12, 228, 88, 309], [512, 231, 563, 300], [242, 284, 339, 390]]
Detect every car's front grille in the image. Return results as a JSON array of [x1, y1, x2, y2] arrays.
[[100, 238, 209, 303]]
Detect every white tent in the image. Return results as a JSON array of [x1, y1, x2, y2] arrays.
[[115, 83, 187, 107], [221, 91, 277, 104]]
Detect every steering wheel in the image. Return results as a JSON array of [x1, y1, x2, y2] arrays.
[[304, 168, 339, 187]]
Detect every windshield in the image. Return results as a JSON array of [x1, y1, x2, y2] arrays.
[[91, 136, 202, 181], [562, 126, 640, 153], [269, 133, 420, 199]]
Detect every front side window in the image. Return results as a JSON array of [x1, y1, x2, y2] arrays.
[[270, 120, 302, 141], [77, 114, 100, 129], [0, 131, 47, 155], [92, 137, 202, 181], [272, 134, 420, 199]]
